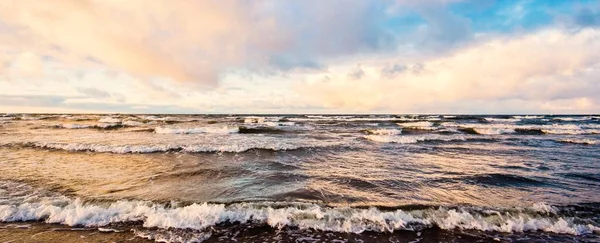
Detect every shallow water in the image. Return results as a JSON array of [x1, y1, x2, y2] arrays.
[[0, 114, 599, 242]]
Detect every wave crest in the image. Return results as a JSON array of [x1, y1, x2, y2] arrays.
[[155, 126, 239, 134], [1, 196, 597, 236]]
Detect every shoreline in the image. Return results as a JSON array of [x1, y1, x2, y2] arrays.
[[0, 222, 151, 243]]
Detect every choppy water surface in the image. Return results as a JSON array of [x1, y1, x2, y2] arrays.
[[0, 114, 599, 242]]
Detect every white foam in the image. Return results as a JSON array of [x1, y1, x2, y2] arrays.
[[17, 137, 345, 153], [29, 142, 176, 153], [0, 195, 596, 236], [484, 117, 521, 122], [513, 115, 544, 119], [289, 116, 411, 122], [365, 134, 467, 144], [123, 120, 144, 126], [443, 123, 599, 135], [56, 123, 122, 129], [397, 121, 436, 130], [552, 117, 591, 121], [540, 124, 600, 135], [242, 116, 295, 127], [98, 117, 121, 123], [155, 126, 239, 134], [244, 116, 267, 123], [366, 129, 402, 135], [472, 128, 515, 135], [60, 124, 92, 129], [558, 139, 597, 145]]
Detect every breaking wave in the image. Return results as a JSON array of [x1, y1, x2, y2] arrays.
[[396, 121, 436, 130], [364, 134, 472, 144], [448, 123, 600, 135], [98, 117, 121, 123], [365, 129, 402, 135], [557, 139, 597, 145], [51, 123, 125, 130], [484, 117, 521, 122], [155, 126, 239, 134], [0, 192, 597, 237], [1, 139, 344, 154]]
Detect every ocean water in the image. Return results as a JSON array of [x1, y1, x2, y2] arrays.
[[0, 114, 599, 242]]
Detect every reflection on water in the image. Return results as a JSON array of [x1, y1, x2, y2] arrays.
[[0, 114, 599, 241]]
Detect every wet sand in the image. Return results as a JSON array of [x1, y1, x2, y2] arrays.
[[0, 223, 151, 243]]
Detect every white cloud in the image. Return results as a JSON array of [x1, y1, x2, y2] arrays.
[[299, 28, 600, 113]]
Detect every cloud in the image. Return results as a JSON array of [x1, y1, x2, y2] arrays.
[[0, 0, 251, 85], [0, 0, 404, 85], [380, 63, 408, 78], [1, 1, 598, 114], [348, 65, 365, 80], [76, 87, 111, 99], [299, 28, 600, 113]]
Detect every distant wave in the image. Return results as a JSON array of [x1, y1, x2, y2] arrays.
[[50, 123, 125, 130], [155, 126, 239, 134], [449, 123, 600, 135], [365, 129, 402, 135], [484, 117, 521, 122], [396, 121, 436, 131], [98, 117, 121, 123], [122, 120, 145, 126], [2, 140, 344, 154], [364, 134, 473, 144], [557, 139, 597, 145], [552, 117, 593, 122], [513, 115, 544, 119], [154, 126, 298, 135]]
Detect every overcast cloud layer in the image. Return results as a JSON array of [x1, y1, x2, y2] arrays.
[[1, 0, 599, 114]]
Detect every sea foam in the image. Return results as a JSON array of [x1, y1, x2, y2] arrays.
[[0, 195, 597, 236]]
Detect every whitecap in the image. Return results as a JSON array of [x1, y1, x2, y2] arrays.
[[98, 117, 121, 123], [484, 117, 521, 122], [366, 129, 402, 136], [396, 121, 436, 130], [155, 126, 239, 134], [365, 134, 468, 144], [0, 194, 596, 236]]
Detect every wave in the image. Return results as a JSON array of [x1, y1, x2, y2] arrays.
[[396, 121, 436, 130], [238, 126, 290, 134], [0, 192, 597, 237], [557, 139, 597, 145], [51, 123, 125, 130], [473, 128, 515, 135], [289, 116, 411, 123], [365, 129, 402, 135], [484, 117, 521, 122], [364, 134, 470, 144], [98, 117, 121, 123], [244, 116, 280, 123], [155, 126, 239, 134], [122, 120, 145, 126], [552, 117, 592, 122], [448, 123, 600, 135], [3, 140, 342, 154], [513, 115, 544, 119]]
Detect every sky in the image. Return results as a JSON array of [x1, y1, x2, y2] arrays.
[[1, 0, 600, 114]]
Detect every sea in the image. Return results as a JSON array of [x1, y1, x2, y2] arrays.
[[0, 114, 599, 242]]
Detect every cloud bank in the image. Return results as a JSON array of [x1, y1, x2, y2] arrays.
[[0, 0, 599, 113]]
